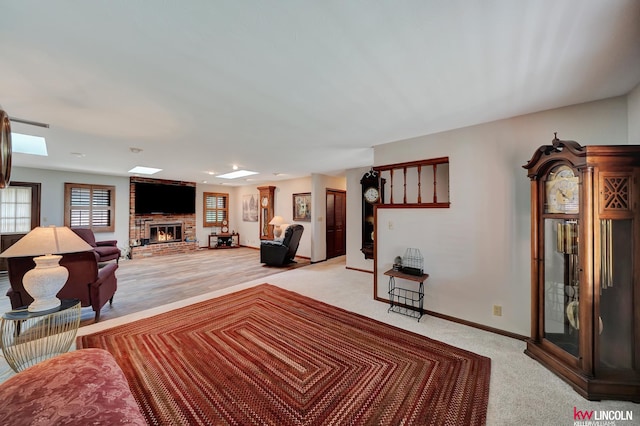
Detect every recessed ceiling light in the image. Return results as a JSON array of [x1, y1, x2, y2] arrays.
[[217, 170, 258, 179], [129, 147, 143, 154], [128, 166, 162, 175], [71, 152, 86, 158], [11, 133, 48, 156], [207, 171, 215, 175], [232, 165, 238, 170]]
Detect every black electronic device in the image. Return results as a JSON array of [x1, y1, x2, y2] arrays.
[[134, 182, 196, 214]]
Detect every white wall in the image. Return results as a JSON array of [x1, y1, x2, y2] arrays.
[[628, 82, 640, 145], [10, 167, 131, 252], [346, 96, 628, 336]]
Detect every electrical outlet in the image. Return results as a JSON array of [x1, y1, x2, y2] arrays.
[[493, 305, 502, 317], [388, 220, 394, 230]]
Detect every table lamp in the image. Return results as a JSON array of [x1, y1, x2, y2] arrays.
[[0, 226, 93, 312], [268, 216, 287, 238]]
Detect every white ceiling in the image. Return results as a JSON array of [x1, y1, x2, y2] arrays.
[[1, 1, 639, 185]]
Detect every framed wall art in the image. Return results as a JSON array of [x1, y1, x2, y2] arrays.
[[293, 193, 311, 222], [242, 194, 258, 222]]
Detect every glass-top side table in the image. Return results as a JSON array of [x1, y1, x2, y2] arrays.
[[1, 299, 82, 373]]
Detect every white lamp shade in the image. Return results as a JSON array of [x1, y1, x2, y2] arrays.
[[0, 226, 93, 258], [268, 216, 286, 226]]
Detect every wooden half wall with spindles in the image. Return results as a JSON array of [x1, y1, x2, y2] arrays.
[[373, 157, 450, 208]]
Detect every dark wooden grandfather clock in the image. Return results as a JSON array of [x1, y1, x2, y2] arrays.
[[360, 169, 385, 259], [523, 134, 640, 401]]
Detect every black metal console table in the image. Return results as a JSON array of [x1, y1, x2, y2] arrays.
[[385, 269, 429, 322]]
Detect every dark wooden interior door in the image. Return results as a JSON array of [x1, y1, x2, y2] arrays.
[[326, 189, 346, 259]]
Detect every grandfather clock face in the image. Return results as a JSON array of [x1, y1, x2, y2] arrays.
[[545, 165, 579, 214], [258, 186, 275, 240]]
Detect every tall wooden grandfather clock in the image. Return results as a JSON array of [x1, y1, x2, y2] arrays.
[[360, 169, 385, 259], [258, 186, 275, 240], [523, 135, 640, 401]]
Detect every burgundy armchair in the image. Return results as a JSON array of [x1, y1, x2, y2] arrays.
[[72, 228, 121, 263], [6, 251, 118, 322]]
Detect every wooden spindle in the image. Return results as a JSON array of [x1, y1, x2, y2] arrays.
[[390, 169, 394, 204], [433, 164, 438, 203], [417, 166, 422, 204], [403, 167, 407, 204]]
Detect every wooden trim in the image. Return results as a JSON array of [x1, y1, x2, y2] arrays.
[[345, 266, 374, 274], [580, 166, 595, 374], [374, 157, 449, 172], [374, 157, 450, 208], [64, 182, 115, 232], [377, 202, 450, 209], [203, 192, 229, 227], [374, 295, 526, 340]]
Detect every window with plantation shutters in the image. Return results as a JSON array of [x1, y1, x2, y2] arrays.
[[203, 192, 228, 227], [64, 183, 115, 232]]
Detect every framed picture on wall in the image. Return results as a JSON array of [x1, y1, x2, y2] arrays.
[[242, 194, 258, 222], [293, 193, 311, 222]]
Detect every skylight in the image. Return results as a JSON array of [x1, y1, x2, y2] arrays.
[[217, 170, 258, 179], [128, 166, 162, 175], [11, 133, 48, 156]]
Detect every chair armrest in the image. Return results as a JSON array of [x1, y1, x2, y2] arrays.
[[96, 240, 118, 247], [94, 262, 118, 287], [261, 240, 285, 247]]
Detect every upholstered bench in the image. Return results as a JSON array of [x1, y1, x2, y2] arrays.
[[0, 348, 146, 425]]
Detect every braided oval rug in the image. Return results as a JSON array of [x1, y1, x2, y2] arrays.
[[78, 283, 491, 425]]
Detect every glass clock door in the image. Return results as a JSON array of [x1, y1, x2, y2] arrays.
[[543, 218, 579, 358]]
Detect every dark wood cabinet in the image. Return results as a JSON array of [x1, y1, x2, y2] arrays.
[[523, 135, 640, 401]]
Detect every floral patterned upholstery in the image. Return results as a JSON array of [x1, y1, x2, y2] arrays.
[[0, 348, 146, 425]]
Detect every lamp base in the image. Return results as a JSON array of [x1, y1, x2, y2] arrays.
[[23, 254, 68, 312], [273, 226, 283, 239]]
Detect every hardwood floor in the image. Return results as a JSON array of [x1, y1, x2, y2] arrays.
[[0, 248, 310, 327]]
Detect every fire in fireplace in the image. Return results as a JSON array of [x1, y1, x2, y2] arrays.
[[148, 222, 183, 244]]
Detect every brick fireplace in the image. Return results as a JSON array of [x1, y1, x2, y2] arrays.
[[129, 177, 198, 258]]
